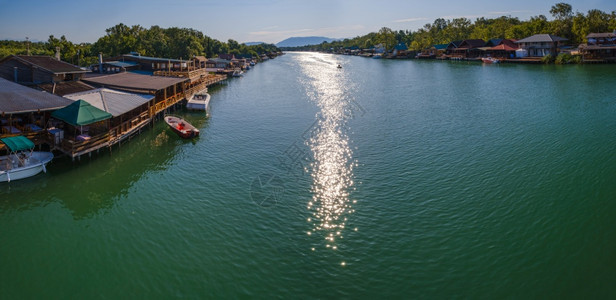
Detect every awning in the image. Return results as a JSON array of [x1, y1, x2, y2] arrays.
[[1, 136, 34, 152], [51, 99, 112, 126]]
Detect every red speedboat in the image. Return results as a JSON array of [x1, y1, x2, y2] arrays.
[[164, 115, 199, 139]]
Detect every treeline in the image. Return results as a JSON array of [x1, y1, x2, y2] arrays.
[[0, 23, 280, 67], [286, 3, 616, 52]]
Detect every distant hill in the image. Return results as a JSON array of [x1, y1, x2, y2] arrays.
[[276, 36, 337, 48], [244, 42, 265, 46]]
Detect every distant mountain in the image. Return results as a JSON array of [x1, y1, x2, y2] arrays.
[[244, 42, 265, 46], [276, 36, 337, 48]]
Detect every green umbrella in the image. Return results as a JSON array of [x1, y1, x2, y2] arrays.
[[51, 99, 112, 126]]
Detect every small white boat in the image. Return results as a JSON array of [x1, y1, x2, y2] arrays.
[[232, 69, 244, 77], [186, 89, 211, 114], [1, 136, 53, 182]]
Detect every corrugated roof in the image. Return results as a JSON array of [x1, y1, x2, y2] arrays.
[[0, 77, 73, 114], [64, 88, 154, 117], [11, 55, 86, 74], [105, 61, 139, 68], [120, 54, 184, 63], [82, 72, 188, 93], [516, 34, 568, 43], [37, 81, 95, 96]]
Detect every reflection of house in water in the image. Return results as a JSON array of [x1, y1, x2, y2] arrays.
[[0, 128, 178, 219], [0, 77, 73, 151]]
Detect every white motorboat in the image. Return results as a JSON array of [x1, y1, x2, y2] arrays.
[[232, 69, 244, 77], [186, 89, 211, 114], [1, 136, 53, 182]]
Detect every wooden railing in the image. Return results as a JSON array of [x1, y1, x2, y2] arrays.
[[58, 132, 111, 157], [153, 68, 210, 82]]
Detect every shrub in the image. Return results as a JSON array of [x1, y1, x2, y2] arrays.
[[555, 53, 571, 64], [541, 54, 555, 64]]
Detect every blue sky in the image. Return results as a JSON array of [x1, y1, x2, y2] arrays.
[[0, 0, 613, 44]]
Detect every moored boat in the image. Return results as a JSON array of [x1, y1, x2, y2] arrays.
[[232, 69, 244, 77], [482, 57, 500, 64], [186, 89, 211, 114], [164, 115, 199, 139], [0, 136, 53, 182]]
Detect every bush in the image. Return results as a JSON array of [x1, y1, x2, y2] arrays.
[[571, 55, 582, 64], [541, 54, 555, 64], [555, 53, 572, 64]]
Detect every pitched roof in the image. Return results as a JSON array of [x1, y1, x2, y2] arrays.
[[0, 77, 73, 114], [5, 55, 86, 74], [432, 44, 448, 50], [82, 72, 188, 93], [516, 34, 568, 43], [37, 81, 95, 96], [447, 40, 463, 49], [394, 43, 408, 50], [485, 38, 503, 47], [488, 44, 519, 51], [64, 88, 154, 117], [218, 54, 235, 60], [586, 32, 616, 38], [458, 39, 486, 49]]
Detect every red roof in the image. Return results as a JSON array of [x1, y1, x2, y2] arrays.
[[488, 44, 518, 51]]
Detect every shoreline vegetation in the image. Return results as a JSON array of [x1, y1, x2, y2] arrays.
[[281, 3, 616, 64], [0, 24, 281, 67]]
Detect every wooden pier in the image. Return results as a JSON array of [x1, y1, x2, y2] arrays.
[[51, 71, 227, 160]]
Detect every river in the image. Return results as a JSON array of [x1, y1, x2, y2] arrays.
[[1, 52, 615, 298]]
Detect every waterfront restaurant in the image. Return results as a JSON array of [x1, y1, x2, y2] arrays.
[[82, 72, 189, 117], [0, 77, 73, 151], [451, 39, 486, 58], [64, 88, 155, 143], [580, 32, 616, 62]]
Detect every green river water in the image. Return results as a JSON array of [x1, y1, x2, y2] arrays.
[[1, 52, 615, 298]]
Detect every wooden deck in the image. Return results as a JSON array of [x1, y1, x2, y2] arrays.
[[1, 69, 228, 158]]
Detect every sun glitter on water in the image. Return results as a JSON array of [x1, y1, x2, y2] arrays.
[[298, 53, 359, 252]]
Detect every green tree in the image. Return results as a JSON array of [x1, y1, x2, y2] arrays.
[[550, 2, 574, 40], [376, 27, 396, 51]]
